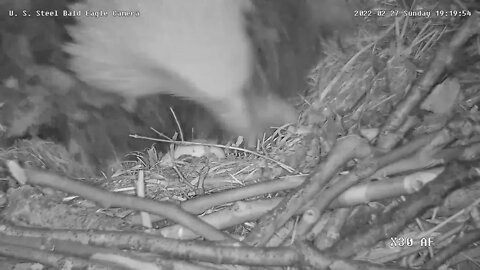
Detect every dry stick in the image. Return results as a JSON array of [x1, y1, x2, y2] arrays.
[[368, 133, 480, 180], [5, 161, 235, 243], [0, 223, 414, 269], [132, 132, 472, 239], [0, 237, 150, 270], [160, 166, 442, 240], [259, 132, 442, 244], [0, 235, 214, 270], [162, 175, 304, 220], [328, 161, 480, 259], [377, 14, 480, 150], [0, 242, 116, 270], [159, 199, 285, 240], [131, 162, 430, 227], [126, 176, 305, 225], [131, 134, 455, 221], [317, 120, 476, 256], [293, 131, 442, 239], [434, 141, 480, 162], [243, 135, 374, 246], [0, 222, 300, 267], [127, 138, 458, 228], [425, 229, 480, 269], [136, 170, 152, 229], [295, 241, 412, 270], [295, 115, 477, 241], [312, 208, 351, 250], [170, 107, 184, 142], [129, 134, 474, 239], [161, 168, 436, 240]]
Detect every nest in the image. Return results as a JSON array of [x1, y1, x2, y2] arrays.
[[0, 0, 480, 269]]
